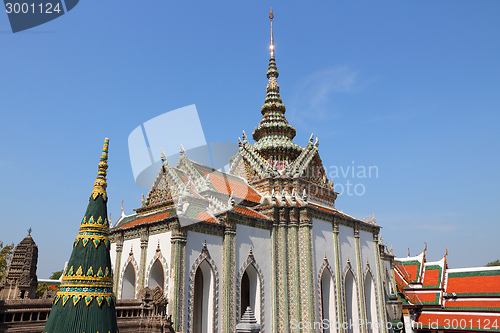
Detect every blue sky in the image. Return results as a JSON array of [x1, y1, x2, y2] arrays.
[[1, 1, 499, 278]]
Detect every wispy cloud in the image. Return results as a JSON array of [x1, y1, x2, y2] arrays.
[[288, 66, 360, 124], [379, 212, 461, 233], [416, 223, 458, 232]]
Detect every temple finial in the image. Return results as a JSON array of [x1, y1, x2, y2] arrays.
[[269, 7, 274, 58], [91, 138, 109, 201]]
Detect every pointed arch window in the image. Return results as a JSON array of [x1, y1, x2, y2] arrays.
[[345, 270, 360, 333], [364, 271, 379, 333], [148, 259, 164, 290], [320, 268, 336, 332], [122, 262, 136, 299]]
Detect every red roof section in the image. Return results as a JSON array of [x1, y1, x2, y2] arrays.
[[415, 312, 500, 332], [423, 268, 442, 288], [197, 211, 217, 224], [446, 273, 500, 295], [201, 170, 261, 203], [234, 206, 270, 220], [117, 211, 173, 229]]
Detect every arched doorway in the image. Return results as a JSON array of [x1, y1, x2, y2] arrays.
[[364, 271, 378, 333], [321, 268, 336, 332], [240, 264, 260, 323], [193, 260, 214, 333], [345, 270, 360, 333], [122, 262, 136, 299]]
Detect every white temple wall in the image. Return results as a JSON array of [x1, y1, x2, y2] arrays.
[[184, 231, 224, 332], [235, 224, 272, 330], [312, 218, 336, 327], [312, 218, 335, 274], [339, 225, 358, 274], [110, 242, 116, 273], [359, 230, 377, 274]]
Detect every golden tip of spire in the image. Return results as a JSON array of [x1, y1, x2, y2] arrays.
[[269, 7, 274, 21], [91, 138, 109, 200]]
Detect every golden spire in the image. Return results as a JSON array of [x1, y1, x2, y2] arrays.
[[269, 7, 274, 58], [91, 138, 109, 201]]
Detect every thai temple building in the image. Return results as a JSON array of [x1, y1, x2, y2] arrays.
[[395, 248, 500, 333], [1, 9, 498, 333], [42, 138, 119, 333], [110, 10, 395, 333]]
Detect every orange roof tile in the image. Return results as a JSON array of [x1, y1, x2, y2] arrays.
[[415, 311, 500, 331], [201, 170, 261, 203], [118, 211, 172, 229], [234, 206, 270, 220], [446, 273, 500, 295]]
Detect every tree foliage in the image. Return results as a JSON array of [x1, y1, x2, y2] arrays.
[[0, 241, 14, 281], [36, 283, 51, 298], [486, 260, 500, 267], [49, 270, 63, 280]]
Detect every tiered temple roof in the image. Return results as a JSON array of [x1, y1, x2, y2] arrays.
[[113, 150, 268, 230], [228, 9, 338, 209], [395, 247, 500, 332]]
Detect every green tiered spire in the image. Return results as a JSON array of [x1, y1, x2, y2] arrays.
[[44, 138, 118, 333], [252, 8, 302, 162]]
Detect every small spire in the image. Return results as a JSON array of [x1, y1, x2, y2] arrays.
[[309, 133, 314, 142], [91, 138, 109, 201], [27, 227, 32, 236], [242, 130, 247, 142], [180, 144, 185, 155], [121, 200, 124, 213], [269, 7, 275, 58], [161, 148, 166, 162]]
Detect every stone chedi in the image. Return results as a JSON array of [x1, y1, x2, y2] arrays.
[[43, 138, 118, 333], [0, 230, 38, 300]]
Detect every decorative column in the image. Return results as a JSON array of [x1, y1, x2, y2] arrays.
[[276, 207, 289, 333], [114, 233, 124, 293], [333, 217, 345, 333], [222, 218, 237, 332], [271, 209, 279, 333], [373, 233, 388, 333], [298, 208, 315, 331], [139, 228, 149, 288], [354, 225, 367, 333], [288, 207, 300, 330], [169, 221, 187, 332]]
